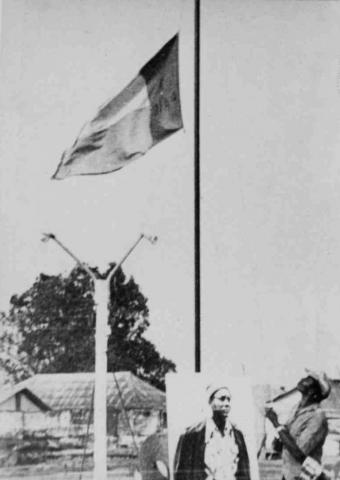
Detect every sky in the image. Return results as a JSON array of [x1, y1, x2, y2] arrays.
[[1, 0, 340, 387]]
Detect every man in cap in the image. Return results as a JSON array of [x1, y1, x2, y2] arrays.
[[266, 370, 331, 480], [174, 383, 250, 480]]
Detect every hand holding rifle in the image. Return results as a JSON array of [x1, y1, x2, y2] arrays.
[[264, 406, 327, 480], [265, 406, 305, 463]]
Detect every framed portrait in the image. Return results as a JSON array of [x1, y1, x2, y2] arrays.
[[166, 373, 260, 480]]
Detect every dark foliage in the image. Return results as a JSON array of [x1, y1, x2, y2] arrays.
[[1, 265, 175, 390]]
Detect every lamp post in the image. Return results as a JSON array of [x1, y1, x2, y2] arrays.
[[41, 232, 157, 479]]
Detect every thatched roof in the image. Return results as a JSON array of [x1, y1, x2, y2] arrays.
[[16, 372, 165, 411]]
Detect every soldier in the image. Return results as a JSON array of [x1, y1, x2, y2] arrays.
[[266, 370, 331, 480]]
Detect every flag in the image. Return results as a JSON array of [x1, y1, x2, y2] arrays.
[[52, 35, 183, 180]]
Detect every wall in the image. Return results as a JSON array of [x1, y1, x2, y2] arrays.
[[0, 406, 162, 445], [0, 410, 72, 438], [0, 412, 23, 436], [0, 396, 16, 412], [20, 394, 42, 413]]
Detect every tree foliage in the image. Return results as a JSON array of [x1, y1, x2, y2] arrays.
[[0, 265, 175, 389]]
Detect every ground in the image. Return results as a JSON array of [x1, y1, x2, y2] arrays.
[[0, 454, 139, 479], [0, 471, 131, 479], [0, 458, 339, 480], [0, 464, 137, 479], [0, 460, 281, 480]]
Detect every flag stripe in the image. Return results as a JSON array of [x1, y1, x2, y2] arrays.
[[85, 76, 147, 132], [141, 35, 183, 145], [52, 34, 182, 180], [59, 106, 153, 177]]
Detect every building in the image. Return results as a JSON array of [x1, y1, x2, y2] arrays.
[[0, 382, 50, 436], [0, 372, 166, 446]]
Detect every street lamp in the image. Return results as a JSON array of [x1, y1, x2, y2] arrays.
[[41, 232, 157, 480]]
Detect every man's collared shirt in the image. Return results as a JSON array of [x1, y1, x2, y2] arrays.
[[204, 417, 239, 480]]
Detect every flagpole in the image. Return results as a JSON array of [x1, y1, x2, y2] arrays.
[[41, 233, 157, 480], [194, 0, 201, 373]]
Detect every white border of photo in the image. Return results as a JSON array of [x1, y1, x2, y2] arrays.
[[166, 372, 260, 480]]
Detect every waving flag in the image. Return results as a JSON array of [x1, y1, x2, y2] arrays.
[[52, 35, 183, 180]]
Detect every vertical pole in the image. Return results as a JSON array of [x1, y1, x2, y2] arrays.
[[41, 233, 155, 479], [93, 279, 109, 480], [194, 0, 201, 373], [93, 234, 153, 479]]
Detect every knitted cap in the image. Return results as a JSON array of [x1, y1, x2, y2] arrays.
[[206, 383, 230, 403]]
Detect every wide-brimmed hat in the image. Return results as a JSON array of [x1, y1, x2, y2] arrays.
[[305, 369, 331, 400], [206, 383, 230, 403]]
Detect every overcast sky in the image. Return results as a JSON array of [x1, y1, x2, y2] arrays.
[[1, 0, 340, 387]]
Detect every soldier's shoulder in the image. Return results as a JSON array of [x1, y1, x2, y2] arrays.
[[315, 407, 328, 422], [183, 420, 206, 435]]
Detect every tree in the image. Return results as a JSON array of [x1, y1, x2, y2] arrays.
[[0, 265, 175, 389]]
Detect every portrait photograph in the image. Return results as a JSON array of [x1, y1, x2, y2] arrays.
[[166, 373, 260, 480]]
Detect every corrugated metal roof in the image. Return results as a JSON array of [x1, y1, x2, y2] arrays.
[[13, 372, 165, 411]]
